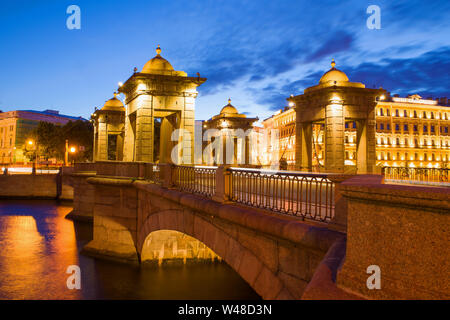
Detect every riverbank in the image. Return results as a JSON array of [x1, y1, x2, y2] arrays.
[[0, 173, 73, 200]]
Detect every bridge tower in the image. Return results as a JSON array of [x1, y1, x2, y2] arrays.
[[118, 45, 206, 164], [92, 93, 125, 161], [289, 60, 385, 174]]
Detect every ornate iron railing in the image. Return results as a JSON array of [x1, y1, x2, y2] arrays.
[[174, 165, 217, 198], [228, 168, 335, 222], [383, 167, 449, 184]]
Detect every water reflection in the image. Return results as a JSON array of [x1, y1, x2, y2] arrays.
[[0, 200, 260, 300]]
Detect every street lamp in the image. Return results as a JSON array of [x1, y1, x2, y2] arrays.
[[26, 139, 38, 173], [66, 142, 77, 166]]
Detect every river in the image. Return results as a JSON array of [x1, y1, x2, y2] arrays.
[[0, 200, 260, 300]]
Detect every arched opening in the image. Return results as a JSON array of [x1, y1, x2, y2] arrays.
[[140, 229, 261, 299], [140, 229, 220, 266]]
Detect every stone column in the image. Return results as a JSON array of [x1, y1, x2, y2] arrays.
[[356, 119, 367, 174], [123, 112, 135, 162], [296, 122, 312, 171], [366, 108, 377, 173], [181, 96, 196, 165], [325, 102, 345, 173], [93, 124, 98, 161], [97, 118, 108, 161], [212, 165, 231, 203], [134, 96, 153, 162]]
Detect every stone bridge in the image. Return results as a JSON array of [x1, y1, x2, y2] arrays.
[[67, 162, 449, 300], [81, 175, 345, 300]]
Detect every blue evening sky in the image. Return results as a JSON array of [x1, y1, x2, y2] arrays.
[[0, 0, 449, 121]]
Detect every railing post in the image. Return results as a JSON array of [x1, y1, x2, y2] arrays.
[[160, 163, 175, 188], [327, 174, 354, 233], [212, 165, 231, 203]]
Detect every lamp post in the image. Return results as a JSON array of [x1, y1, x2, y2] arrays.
[[26, 139, 37, 174], [65, 140, 77, 166]]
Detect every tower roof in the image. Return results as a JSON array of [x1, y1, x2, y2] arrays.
[[142, 45, 175, 74], [101, 93, 125, 111], [319, 59, 349, 84], [219, 98, 239, 116]]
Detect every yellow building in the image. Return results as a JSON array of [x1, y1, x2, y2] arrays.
[[0, 109, 84, 165], [374, 94, 449, 168], [262, 94, 450, 170], [261, 106, 296, 169]]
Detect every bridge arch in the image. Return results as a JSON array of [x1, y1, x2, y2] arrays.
[[137, 208, 289, 299]]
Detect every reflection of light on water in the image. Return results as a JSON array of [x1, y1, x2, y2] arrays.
[[0, 203, 81, 299], [0, 201, 260, 300]]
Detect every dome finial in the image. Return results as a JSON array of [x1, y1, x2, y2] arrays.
[[113, 92, 118, 98], [156, 44, 161, 55], [331, 59, 336, 68], [228, 98, 232, 105]]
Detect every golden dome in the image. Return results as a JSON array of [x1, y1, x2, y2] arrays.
[[142, 45, 175, 74], [220, 98, 239, 115], [319, 59, 349, 84], [101, 93, 125, 111]]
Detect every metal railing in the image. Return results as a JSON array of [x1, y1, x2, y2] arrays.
[[383, 167, 449, 184], [174, 165, 217, 198], [228, 168, 335, 222]]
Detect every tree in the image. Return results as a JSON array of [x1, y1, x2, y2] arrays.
[[26, 120, 93, 163]]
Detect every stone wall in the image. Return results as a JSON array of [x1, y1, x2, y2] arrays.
[[337, 175, 450, 299], [0, 174, 59, 198]]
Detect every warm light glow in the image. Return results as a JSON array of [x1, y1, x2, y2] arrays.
[[288, 101, 295, 107], [27, 140, 34, 146], [69, 147, 76, 153], [118, 82, 123, 87], [137, 83, 146, 91], [380, 95, 385, 100]]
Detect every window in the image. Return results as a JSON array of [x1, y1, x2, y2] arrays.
[[431, 125, 435, 133], [414, 111, 417, 118], [396, 124, 400, 131], [386, 109, 390, 116], [423, 125, 428, 133], [379, 108, 384, 116], [431, 112, 434, 119], [404, 124, 408, 132], [423, 111, 426, 118], [345, 122, 349, 129], [414, 125, 418, 132], [396, 109, 399, 117], [387, 124, 391, 130], [380, 123, 384, 130], [404, 110, 407, 117], [353, 122, 356, 129]]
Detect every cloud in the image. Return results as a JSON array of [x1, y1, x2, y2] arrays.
[[306, 31, 354, 62], [246, 46, 450, 112]]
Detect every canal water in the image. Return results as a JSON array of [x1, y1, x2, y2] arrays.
[[0, 200, 260, 300]]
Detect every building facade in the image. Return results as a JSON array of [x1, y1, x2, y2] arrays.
[[0, 109, 84, 164], [261, 106, 296, 169]]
